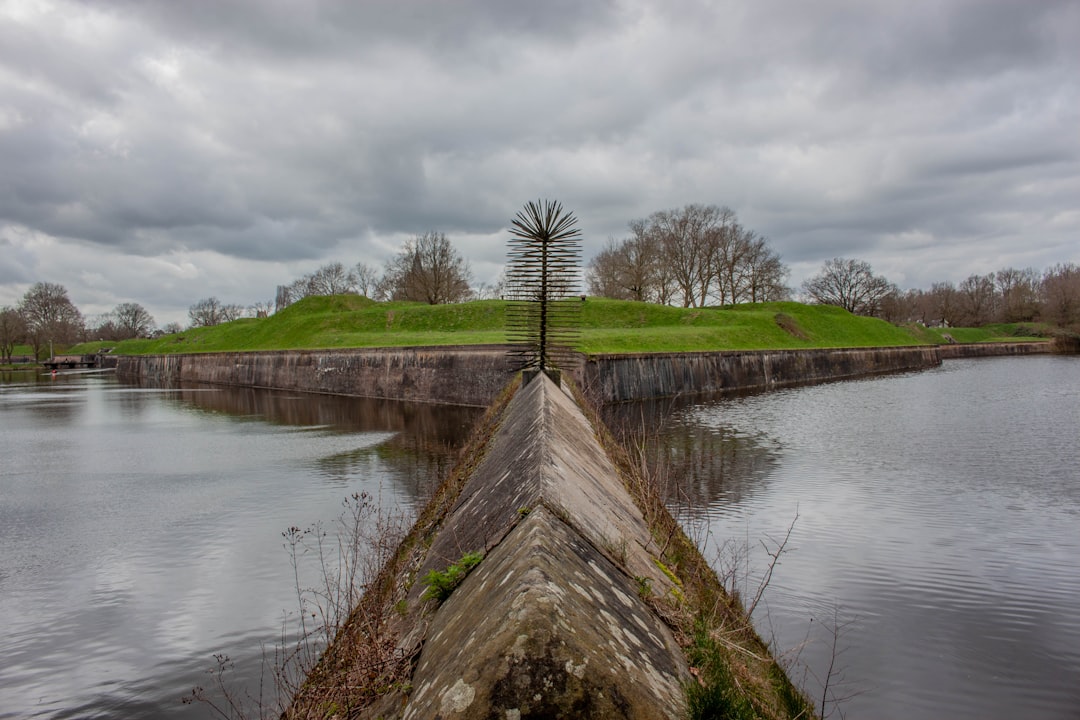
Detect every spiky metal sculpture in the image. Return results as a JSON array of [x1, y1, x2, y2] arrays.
[[505, 199, 582, 374]]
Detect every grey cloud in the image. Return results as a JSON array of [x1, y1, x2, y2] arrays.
[[109, 0, 623, 64], [0, 0, 1077, 322]]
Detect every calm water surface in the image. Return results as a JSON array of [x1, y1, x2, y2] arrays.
[[652, 356, 1080, 719], [0, 371, 480, 719], [5, 357, 1078, 719]]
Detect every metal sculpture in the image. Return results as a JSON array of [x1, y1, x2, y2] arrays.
[[505, 199, 582, 375]]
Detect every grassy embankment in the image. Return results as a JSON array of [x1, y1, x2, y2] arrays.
[[901, 322, 1049, 345], [68, 295, 1050, 357]]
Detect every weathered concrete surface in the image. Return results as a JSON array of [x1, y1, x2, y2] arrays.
[[385, 373, 688, 719], [406, 508, 686, 719], [937, 341, 1053, 359], [116, 342, 1056, 408], [114, 346, 515, 407], [116, 345, 941, 407], [415, 371, 677, 593], [578, 346, 942, 402]]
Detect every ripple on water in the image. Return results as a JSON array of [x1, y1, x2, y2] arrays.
[[670, 357, 1080, 720]]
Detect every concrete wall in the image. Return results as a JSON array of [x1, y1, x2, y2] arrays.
[[114, 346, 516, 407], [114, 341, 1057, 407], [937, 341, 1052, 359], [363, 373, 691, 718], [576, 346, 942, 403]]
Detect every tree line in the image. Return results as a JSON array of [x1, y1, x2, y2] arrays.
[[0, 282, 161, 361], [586, 204, 789, 306], [801, 257, 1080, 329], [0, 232, 481, 360], [4, 206, 1078, 362], [271, 231, 477, 313]]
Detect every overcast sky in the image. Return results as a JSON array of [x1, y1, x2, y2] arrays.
[[1, 0, 1077, 327]]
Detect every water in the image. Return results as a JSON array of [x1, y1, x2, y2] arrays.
[[0, 371, 480, 719], [647, 356, 1080, 719], [5, 358, 1078, 719]]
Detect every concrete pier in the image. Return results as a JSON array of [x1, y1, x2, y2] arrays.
[[288, 372, 811, 718]]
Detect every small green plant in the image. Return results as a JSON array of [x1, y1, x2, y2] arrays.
[[422, 551, 483, 603], [634, 575, 653, 600], [685, 625, 757, 720], [517, 506, 531, 517], [653, 557, 683, 587]]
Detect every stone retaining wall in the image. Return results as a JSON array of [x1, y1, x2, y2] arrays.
[[576, 346, 942, 402], [114, 341, 1056, 407], [114, 346, 516, 407], [937, 341, 1053, 359]]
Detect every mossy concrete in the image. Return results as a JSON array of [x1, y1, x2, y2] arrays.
[[364, 373, 689, 718], [406, 507, 686, 719]]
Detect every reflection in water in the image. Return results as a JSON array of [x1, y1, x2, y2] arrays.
[[602, 396, 780, 513], [643, 358, 1080, 720], [0, 373, 483, 720], [151, 381, 481, 501]]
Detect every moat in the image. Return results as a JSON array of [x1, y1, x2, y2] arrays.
[[1, 354, 1077, 719]]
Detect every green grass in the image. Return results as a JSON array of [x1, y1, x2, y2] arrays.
[[912, 322, 1051, 344], [575, 300, 923, 354], [421, 551, 484, 604], [67, 295, 1052, 357]]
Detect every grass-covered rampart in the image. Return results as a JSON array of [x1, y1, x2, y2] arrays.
[[69, 296, 1051, 357], [902, 321, 1050, 345]]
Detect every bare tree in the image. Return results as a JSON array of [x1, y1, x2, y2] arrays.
[[994, 267, 1041, 323], [926, 282, 960, 327], [354, 262, 381, 298], [956, 273, 998, 327], [161, 321, 183, 335], [587, 207, 786, 306], [382, 231, 472, 304], [87, 314, 122, 341], [740, 232, 790, 303], [0, 306, 26, 362], [18, 282, 84, 358], [619, 223, 662, 302], [802, 258, 895, 316], [188, 297, 241, 327], [307, 262, 358, 296], [250, 300, 274, 318], [586, 239, 633, 300], [472, 272, 506, 301], [110, 302, 156, 338], [650, 204, 728, 307], [1041, 262, 1080, 328], [586, 225, 664, 302], [220, 303, 245, 322]]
